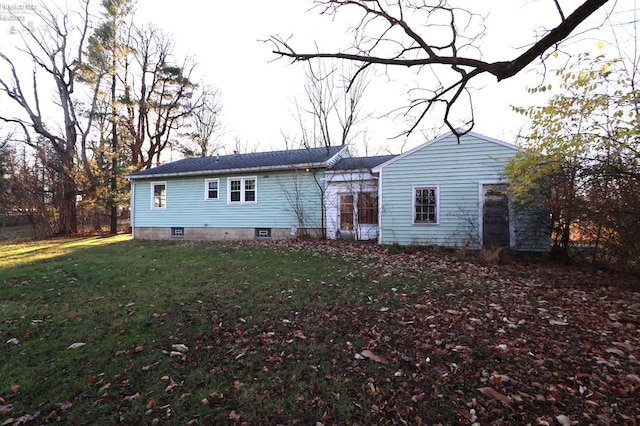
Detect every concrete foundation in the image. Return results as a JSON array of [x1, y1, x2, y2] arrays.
[[132, 226, 323, 241]]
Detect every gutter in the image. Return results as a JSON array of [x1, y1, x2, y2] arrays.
[[126, 162, 329, 180]]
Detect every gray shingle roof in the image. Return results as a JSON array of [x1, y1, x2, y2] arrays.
[[128, 145, 347, 178], [329, 155, 396, 171]]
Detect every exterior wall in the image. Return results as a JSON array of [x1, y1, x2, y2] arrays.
[[131, 169, 325, 240], [325, 171, 379, 240], [378, 133, 518, 248], [511, 202, 552, 252]]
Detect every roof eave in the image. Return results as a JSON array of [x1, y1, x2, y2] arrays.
[[126, 162, 329, 180]]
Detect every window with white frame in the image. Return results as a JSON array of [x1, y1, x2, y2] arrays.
[[228, 177, 257, 204], [413, 186, 439, 224], [205, 178, 219, 200], [151, 182, 166, 209]]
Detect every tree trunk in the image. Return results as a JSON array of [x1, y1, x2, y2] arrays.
[[59, 173, 78, 235], [110, 64, 118, 234]]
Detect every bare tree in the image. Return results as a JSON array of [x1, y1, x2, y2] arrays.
[[270, 0, 610, 137], [294, 60, 368, 149], [0, 0, 97, 235], [122, 24, 198, 170], [178, 87, 223, 158]]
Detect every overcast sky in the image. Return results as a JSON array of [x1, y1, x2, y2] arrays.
[[133, 0, 540, 154], [0, 0, 633, 157]]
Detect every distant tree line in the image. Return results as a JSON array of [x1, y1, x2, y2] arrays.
[[0, 0, 221, 237]]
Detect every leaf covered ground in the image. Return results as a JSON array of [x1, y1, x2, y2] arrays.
[[1, 237, 639, 425]]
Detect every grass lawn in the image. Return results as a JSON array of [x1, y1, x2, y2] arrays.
[[0, 236, 638, 425]]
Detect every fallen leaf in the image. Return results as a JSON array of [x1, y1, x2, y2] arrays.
[[0, 404, 13, 415], [67, 342, 86, 350], [626, 374, 640, 384], [11, 384, 20, 394], [142, 362, 160, 371], [13, 412, 39, 425], [122, 392, 140, 402], [171, 344, 188, 353], [45, 410, 58, 422], [165, 379, 180, 392], [411, 393, 425, 402], [556, 414, 571, 426], [229, 410, 242, 422], [6, 338, 19, 345], [361, 349, 389, 364], [146, 399, 156, 409], [490, 373, 510, 384], [477, 387, 512, 403], [604, 348, 624, 357], [56, 401, 72, 411]]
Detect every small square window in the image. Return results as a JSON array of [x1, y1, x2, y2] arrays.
[[205, 179, 219, 200], [171, 227, 184, 237]]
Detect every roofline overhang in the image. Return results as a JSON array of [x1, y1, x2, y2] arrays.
[[126, 162, 328, 180]]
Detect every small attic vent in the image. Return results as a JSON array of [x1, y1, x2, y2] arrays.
[[171, 227, 184, 238]]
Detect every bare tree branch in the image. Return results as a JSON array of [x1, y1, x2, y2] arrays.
[[269, 0, 610, 137]]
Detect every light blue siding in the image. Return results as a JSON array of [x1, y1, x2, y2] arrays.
[[379, 133, 517, 247], [131, 169, 324, 229]]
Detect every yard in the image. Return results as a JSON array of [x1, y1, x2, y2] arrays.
[[0, 236, 638, 425]]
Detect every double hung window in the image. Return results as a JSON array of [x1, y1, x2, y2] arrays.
[[228, 177, 257, 204], [205, 179, 219, 200], [152, 182, 166, 209]]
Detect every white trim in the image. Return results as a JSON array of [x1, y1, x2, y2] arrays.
[[151, 181, 167, 210], [130, 182, 135, 238], [325, 145, 351, 168], [227, 176, 258, 205], [373, 131, 518, 173], [377, 169, 383, 244], [412, 185, 440, 225], [204, 178, 220, 201]]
